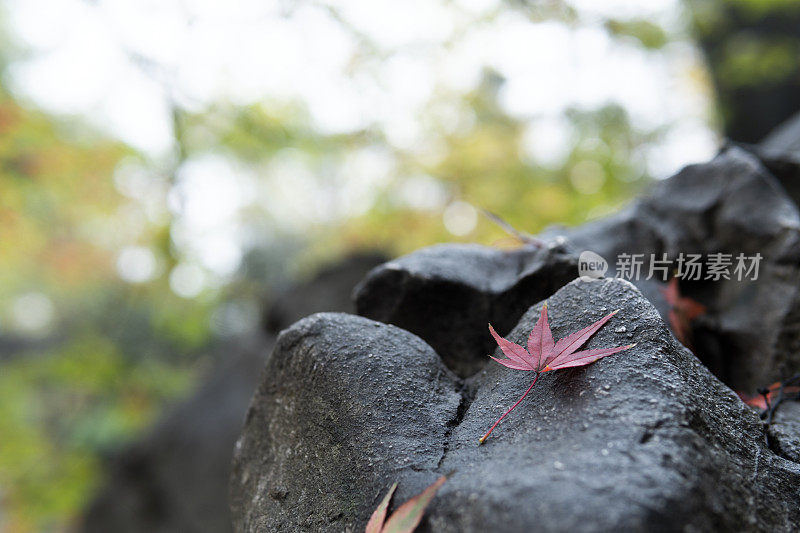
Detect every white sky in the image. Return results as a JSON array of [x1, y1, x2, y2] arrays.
[[1, 0, 720, 291]]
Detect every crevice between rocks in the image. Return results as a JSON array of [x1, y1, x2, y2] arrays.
[[437, 381, 476, 470], [764, 426, 800, 464]]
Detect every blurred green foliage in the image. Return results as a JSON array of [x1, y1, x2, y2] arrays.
[[605, 19, 670, 50], [333, 87, 653, 257], [0, 334, 192, 530], [728, 0, 800, 16], [717, 35, 798, 87]]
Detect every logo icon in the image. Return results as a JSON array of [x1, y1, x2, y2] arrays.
[[578, 250, 608, 282]]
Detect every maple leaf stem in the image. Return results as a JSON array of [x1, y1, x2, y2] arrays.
[[479, 372, 540, 445]]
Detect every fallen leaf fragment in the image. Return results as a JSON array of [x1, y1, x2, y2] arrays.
[[366, 482, 397, 533], [660, 278, 706, 350], [366, 476, 447, 533]]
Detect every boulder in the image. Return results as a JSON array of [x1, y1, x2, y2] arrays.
[[432, 278, 800, 532], [768, 402, 800, 463], [230, 278, 800, 532], [760, 111, 800, 159], [354, 243, 577, 377], [744, 110, 800, 225], [229, 313, 461, 531]]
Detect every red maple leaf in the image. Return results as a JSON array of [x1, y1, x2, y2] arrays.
[[660, 278, 706, 349], [738, 381, 800, 411], [365, 476, 447, 533], [480, 303, 634, 444]]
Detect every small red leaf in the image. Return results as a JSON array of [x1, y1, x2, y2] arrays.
[[366, 482, 397, 533], [547, 344, 635, 370], [738, 381, 800, 411], [489, 356, 535, 371], [528, 303, 554, 369], [548, 310, 619, 365], [482, 304, 633, 442], [380, 476, 447, 533], [660, 278, 706, 349], [737, 391, 768, 410], [488, 324, 531, 367]]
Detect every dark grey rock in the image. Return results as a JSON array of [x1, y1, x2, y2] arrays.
[[761, 112, 800, 157], [229, 313, 461, 532], [230, 278, 800, 532], [354, 243, 577, 377], [769, 402, 800, 463], [543, 147, 800, 391], [739, 111, 800, 218], [432, 278, 800, 532], [750, 151, 800, 212]]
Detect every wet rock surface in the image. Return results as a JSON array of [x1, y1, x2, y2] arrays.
[[769, 402, 800, 463], [231, 278, 800, 532], [759, 111, 800, 162], [229, 313, 461, 532], [432, 279, 799, 532], [354, 243, 577, 377]]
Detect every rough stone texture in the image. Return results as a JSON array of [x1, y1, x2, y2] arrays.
[[354, 243, 577, 377], [230, 278, 800, 532], [769, 402, 800, 463], [229, 313, 461, 532], [432, 279, 800, 532], [543, 147, 800, 391]]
